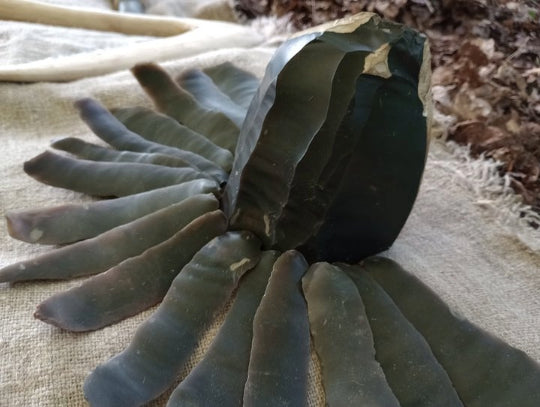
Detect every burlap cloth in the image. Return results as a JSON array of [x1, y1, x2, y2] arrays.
[[1, 2, 539, 406]]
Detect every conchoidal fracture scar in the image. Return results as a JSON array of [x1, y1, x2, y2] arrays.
[[1, 12, 539, 407]]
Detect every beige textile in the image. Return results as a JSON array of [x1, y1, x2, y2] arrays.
[[0, 3, 539, 407]]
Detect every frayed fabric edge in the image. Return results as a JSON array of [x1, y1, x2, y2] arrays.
[[429, 140, 540, 253]]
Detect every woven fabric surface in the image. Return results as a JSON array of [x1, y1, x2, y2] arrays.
[[1, 2, 539, 407]]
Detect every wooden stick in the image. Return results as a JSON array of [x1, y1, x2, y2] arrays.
[[0, 21, 264, 82], [0, 0, 195, 36]]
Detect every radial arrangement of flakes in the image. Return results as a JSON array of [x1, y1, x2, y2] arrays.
[[1, 12, 539, 407]]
